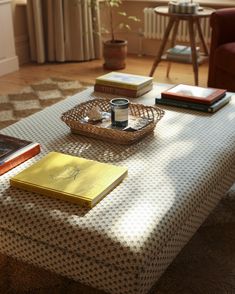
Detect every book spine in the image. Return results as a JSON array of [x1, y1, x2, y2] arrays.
[[94, 84, 138, 97], [0, 144, 40, 175], [155, 98, 211, 112], [94, 84, 153, 97], [155, 95, 231, 113], [208, 94, 231, 112], [161, 91, 225, 105], [10, 178, 91, 208], [95, 79, 152, 90]]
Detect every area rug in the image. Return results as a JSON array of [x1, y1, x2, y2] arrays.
[[0, 77, 92, 130], [1, 79, 235, 293]]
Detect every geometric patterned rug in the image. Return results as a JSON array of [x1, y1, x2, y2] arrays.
[[0, 77, 92, 130]]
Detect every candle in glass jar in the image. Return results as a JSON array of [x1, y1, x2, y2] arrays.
[[110, 98, 129, 127]]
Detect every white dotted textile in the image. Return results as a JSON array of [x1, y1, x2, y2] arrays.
[[0, 86, 235, 294]]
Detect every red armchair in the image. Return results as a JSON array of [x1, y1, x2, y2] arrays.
[[208, 8, 235, 91]]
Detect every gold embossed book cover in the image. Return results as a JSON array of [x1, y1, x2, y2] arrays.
[[10, 152, 128, 208]]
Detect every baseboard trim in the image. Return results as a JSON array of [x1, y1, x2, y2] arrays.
[[0, 56, 19, 77]]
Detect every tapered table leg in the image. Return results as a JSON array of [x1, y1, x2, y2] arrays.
[[166, 18, 180, 77], [195, 18, 209, 55], [188, 18, 198, 85], [150, 6, 215, 83], [149, 17, 176, 77]]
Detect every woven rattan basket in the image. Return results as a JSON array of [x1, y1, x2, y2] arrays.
[[61, 98, 164, 145]]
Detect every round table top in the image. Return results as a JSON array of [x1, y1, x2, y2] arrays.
[[154, 6, 215, 18]]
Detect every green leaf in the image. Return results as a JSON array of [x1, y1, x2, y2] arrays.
[[118, 11, 127, 16], [128, 16, 141, 22], [101, 0, 139, 40], [108, 0, 122, 7]]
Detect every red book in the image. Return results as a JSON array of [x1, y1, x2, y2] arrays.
[[161, 84, 226, 105], [0, 134, 40, 175]]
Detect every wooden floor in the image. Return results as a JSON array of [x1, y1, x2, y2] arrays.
[[0, 54, 209, 95]]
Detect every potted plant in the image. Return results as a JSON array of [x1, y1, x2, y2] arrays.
[[100, 0, 140, 70]]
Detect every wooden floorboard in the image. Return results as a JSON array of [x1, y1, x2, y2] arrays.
[[0, 54, 209, 95]]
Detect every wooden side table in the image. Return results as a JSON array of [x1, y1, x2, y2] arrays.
[[149, 6, 215, 85]]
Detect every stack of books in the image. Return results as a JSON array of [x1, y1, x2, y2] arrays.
[[94, 72, 153, 98], [155, 84, 231, 113], [166, 45, 200, 63]]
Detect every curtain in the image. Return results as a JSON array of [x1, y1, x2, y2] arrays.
[[26, 0, 102, 63]]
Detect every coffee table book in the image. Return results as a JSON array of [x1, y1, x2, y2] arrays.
[[10, 152, 128, 208], [161, 84, 226, 105], [155, 92, 231, 113], [94, 83, 153, 98], [95, 72, 153, 90], [0, 134, 40, 176]]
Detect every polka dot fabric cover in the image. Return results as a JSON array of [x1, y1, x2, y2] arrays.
[[0, 87, 235, 294]]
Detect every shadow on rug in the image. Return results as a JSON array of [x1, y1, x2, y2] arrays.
[[0, 77, 93, 130]]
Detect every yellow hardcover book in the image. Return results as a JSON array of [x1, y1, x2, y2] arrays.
[[95, 72, 153, 90], [10, 152, 128, 208]]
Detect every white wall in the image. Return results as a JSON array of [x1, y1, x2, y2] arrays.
[[0, 0, 19, 76]]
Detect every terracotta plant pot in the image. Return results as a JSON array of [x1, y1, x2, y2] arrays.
[[103, 40, 127, 70]]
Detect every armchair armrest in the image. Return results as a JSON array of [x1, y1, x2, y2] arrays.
[[208, 8, 235, 88], [210, 8, 235, 48]]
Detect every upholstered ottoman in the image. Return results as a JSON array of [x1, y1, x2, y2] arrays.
[[0, 87, 235, 294]]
